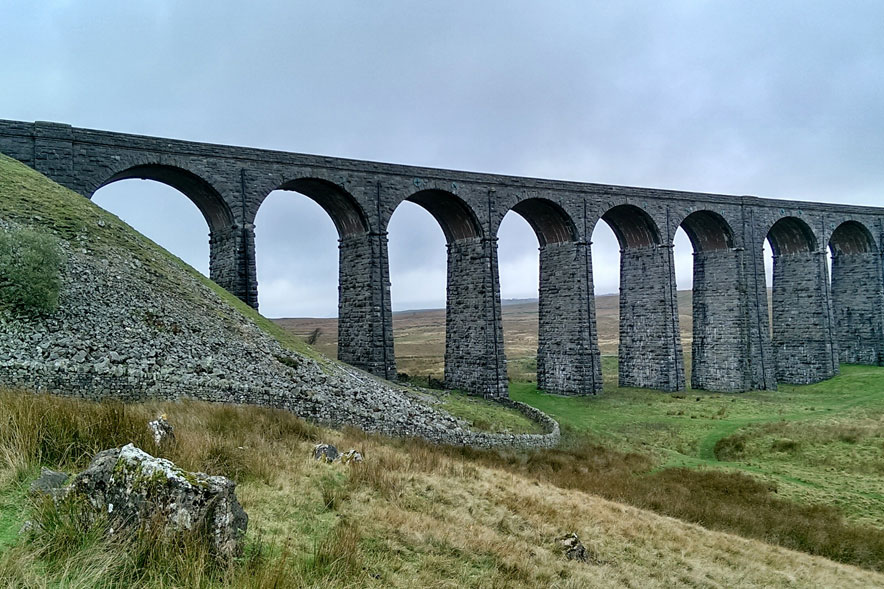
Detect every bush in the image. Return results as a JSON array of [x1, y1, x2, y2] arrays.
[[0, 225, 62, 315]]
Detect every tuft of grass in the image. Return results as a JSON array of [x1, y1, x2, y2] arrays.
[[0, 224, 62, 315]]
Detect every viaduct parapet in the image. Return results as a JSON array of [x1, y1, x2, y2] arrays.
[[2, 119, 883, 397]]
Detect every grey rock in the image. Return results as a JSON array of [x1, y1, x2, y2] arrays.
[[313, 443, 339, 463], [147, 414, 175, 447], [559, 532, 588, 563], [66, 444, 247, 561], [340, 449, 363, 464], [29, 467, 70, 500]]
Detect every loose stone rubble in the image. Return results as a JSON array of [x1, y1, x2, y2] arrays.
[[0, 217, 559, 450], [312, 444, 364, 464]]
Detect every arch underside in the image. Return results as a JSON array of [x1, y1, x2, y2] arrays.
[[407, 189, 481, 242], [767, 217, 817, 255], [511, 198, 578, 246], [829, 220, 877, 255], [601, 205, 660, 248], [680, 210, 734, 251], [98, 164, 234, 231], [277, 178, 369, 237]]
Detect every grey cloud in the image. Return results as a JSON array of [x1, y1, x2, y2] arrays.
[[1, 1, 881, 317]]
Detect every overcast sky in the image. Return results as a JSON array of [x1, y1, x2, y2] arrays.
[[2, 2, 882, 317]]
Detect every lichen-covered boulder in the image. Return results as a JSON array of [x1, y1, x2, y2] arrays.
[[65, 443, 247, 561]]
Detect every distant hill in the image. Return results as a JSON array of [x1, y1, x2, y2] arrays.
[[274, 291, 695, 381]]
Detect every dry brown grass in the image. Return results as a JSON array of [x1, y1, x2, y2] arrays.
[[2, 389, 883, 588], [274, 292, 696, 381]]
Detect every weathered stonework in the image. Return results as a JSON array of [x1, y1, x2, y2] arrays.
[[537, 241, 601, 395], [3, 119, 884, 395], [830, 251, 884, 365], [337, 232, 395, 379], [771, 251, 838, 383], [445, 237, 507, 398], [618, 245, 685, 392], [690, 248, 751, 392]]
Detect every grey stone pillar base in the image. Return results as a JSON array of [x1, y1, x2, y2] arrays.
[[831, 251, 884, 365], [338, 232, 396, 379], [444, 237, 508, 398], [772, 252, 838, 383], [691, 249, 752, 392], [209, 225, 257, 309], [537, 241, 602, 395], [618, 245, 685, 391]]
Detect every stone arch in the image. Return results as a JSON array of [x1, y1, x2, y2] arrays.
[[676, 210, 750, 391], [679, 210, 735, 252], [595, 203, 683, 391], [829, 220, 877, 255], [90, 163, 248, 305], [272, 178, 369, 237], [389, 188, 505, 397], [509, 198, 579, 246], [404, 189, 483, 242], [504, 198, 598, 394], [766, 216, 818, 255], [599, 204, 661, 248], [828, 220, 884, 365], [255, 177, 390, 376], [93, 163, 235, 232], [765, 216, 836, 383]]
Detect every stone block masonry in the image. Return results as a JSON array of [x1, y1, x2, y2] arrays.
[[537, 241, 602, 394], [771, 251, 838, 383], [691, 248, 752, 392], [338, 232, 395, 379], [2, 119, 884, 396], [618, 245, 685, 392], [444, 237, 507, 398], [831, 251, 884, 365]]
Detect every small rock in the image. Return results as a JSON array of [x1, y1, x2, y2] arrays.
[[29, 467, 70, 500], [559, 532, 588, 562], [340, 449, 363, 464], [313, 443, 339, 463], [148, 414, 175, 447], [18, 520, 39, 536]]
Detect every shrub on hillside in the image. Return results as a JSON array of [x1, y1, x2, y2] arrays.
[[0, 225, 62, 315]]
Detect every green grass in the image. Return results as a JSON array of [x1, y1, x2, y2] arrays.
[[430, 390, 546, 434], [512, 363, 884, 527], [2, 389, 884, 585]]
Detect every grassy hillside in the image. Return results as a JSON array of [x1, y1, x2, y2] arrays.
[[512, 362, 884, 529], [0, 153, 316, 360], [2, 389, 883, 588]]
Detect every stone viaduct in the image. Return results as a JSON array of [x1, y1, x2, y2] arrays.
[[2, 120, 883, 397]]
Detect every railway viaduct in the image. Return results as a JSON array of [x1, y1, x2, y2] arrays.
[[2, 120, 883, 397]]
